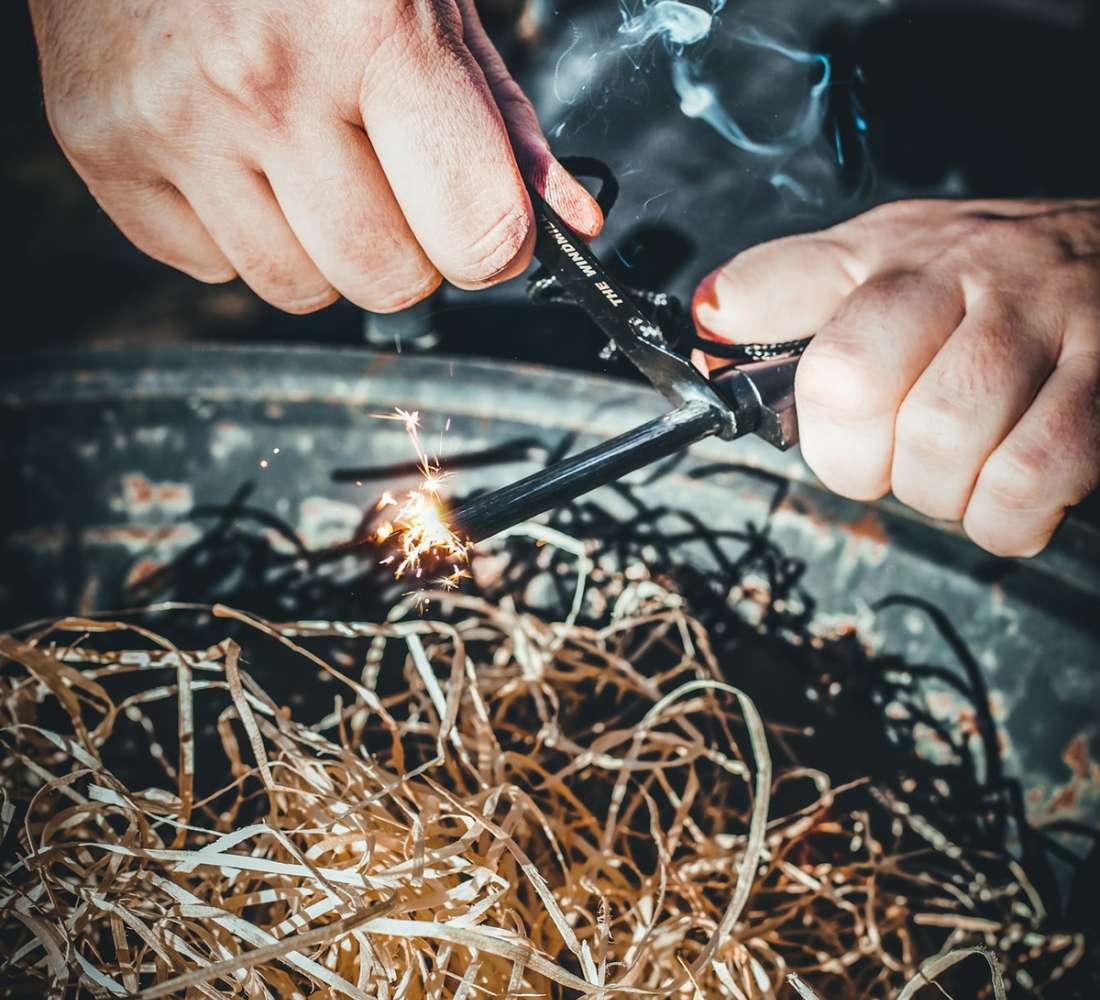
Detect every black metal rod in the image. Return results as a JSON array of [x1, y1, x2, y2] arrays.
[[450, 402, 725, 543]]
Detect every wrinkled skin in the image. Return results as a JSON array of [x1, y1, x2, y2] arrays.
[[29, 0, 603, 313], [694, 199, 1100, 558]]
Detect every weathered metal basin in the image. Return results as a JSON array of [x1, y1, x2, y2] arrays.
[[1, 344, 1097, 844]]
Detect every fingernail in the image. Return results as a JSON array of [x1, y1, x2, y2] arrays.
[[548, 159, 603, 236]]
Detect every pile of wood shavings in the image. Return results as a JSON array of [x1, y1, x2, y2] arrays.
[[0, 530, 1079, 998]]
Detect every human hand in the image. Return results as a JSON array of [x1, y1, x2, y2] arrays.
[[29, 0, 602, 312], [693, 199, 1100, 557]]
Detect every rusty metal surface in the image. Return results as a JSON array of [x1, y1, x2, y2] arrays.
[[1, 343, 1098, 838]]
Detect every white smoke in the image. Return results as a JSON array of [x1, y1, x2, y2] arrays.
[[618, 3, 832, 162], [545, 1, 866, 210], [617, 0, 716, 48]]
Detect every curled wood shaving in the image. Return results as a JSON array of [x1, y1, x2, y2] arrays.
[[0, 532, 1073, 997]]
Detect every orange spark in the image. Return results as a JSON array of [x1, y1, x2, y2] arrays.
[[371, 408, 468, 587], [435, 566, 471, 591]]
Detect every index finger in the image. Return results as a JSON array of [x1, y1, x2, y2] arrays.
[[359, 4, 533, 288]]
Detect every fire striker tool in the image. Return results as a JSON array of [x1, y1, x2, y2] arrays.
[[449, 188, 804, 544]]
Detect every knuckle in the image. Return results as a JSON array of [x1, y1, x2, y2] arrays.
[[447, 204, 532, 287], [139, 243, 237, 286], [964, 509, 1058, 559], [795, 342, 889, 425], [48, 96, 111, 163], [52, 81, 188, 160], [100, 194, 228, 282], [850, 280, 898, 315], [976, 442, 1052, 514], [894, 390, 976, 463], [191, 263, 238, 285], [891, 474, 965, 522], [193, 22, 294, 126], [125, 78, 191, 142], [959, 214, 1068, 277], [271, 285, 340, 315], [814, 461, 890, 503], [1051, 260, 1100, 315], [123, 229, 178, 269], [843, 269, 920, 313], [965, 302, 1025, 349], [1056, 356, 1100, 438], [359, 269, 443, 313], [364, 0, 463, 89], [231, 246, 336, 313], [799, 435, 890, 503]]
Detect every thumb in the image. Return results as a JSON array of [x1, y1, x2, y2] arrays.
[[457, 0, 604, 239], [692, 235, 861, 368]]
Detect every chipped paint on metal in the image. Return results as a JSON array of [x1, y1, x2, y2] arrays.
[[82, 523, 200, 555], [911, 721, 960, 767], [298, 497, 363, 550], [1029, 734, 1100, 824], [111, 473, 193, 518], [209, 421, 255, 463], [926, 687, 1009, 729]]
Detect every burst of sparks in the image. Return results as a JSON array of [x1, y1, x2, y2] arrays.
[[372, 408, 469, 589]]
